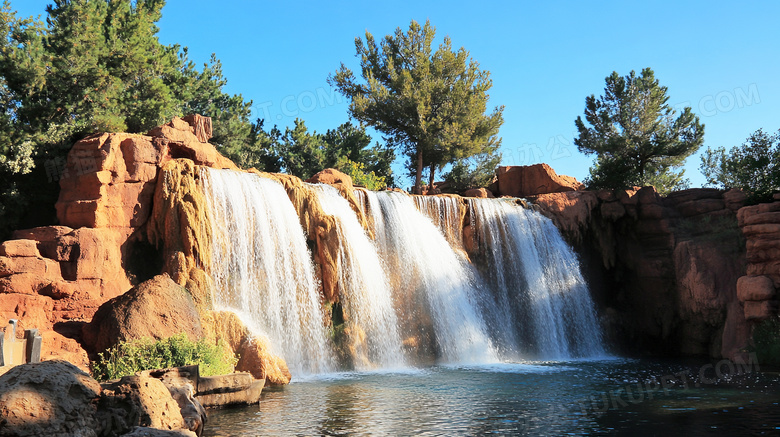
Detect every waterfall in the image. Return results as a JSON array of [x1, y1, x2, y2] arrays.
[[312, 184, 406, 369], [361, 191, 498, 364], [199, 167, 605, 374], [468, 198, 606, 359], [413, 195, 465, 252], [200, 168, 335, 375]]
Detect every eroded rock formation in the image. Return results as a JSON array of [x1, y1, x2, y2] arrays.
[[0, 116, 285, 382], [0, 113, 775, 389], [736, 198, 780, 321], [491, 163, 585, 197]]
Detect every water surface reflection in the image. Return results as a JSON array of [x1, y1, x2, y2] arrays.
[[204, 360, 780, 436]]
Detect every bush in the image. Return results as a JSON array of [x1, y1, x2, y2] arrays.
[[443, 150, 502, 192], [700, 128, 780, 204], [91, 334, 238, 381], [335, 157, 387, 190]]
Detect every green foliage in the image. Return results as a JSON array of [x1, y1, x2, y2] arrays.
[[91, 334, 238, 382], [0, 0, 256, 239], [575, 68, 704, 194], [268, 118, 395, 185], [752, 316, 780, 367], [443, 147, 501, 192], [222, 118, 283, 172], [334, 156, 386, 190], [329, 19, 504, 193], [276, 118, 328, 180], [700, 128, 780, 204]]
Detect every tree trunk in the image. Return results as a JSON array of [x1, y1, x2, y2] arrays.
[[414, 148, 423, 194], [428, 163, 436, 195]]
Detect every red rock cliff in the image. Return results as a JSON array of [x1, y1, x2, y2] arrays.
[[530, 186, 758, 360]]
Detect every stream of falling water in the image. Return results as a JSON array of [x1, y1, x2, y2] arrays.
[[468, 198, 606, 358], [200, 168, 605, 374], [361, 190, 498, 364], [312, 184, 406, 369], [200, 168, 335, 375]]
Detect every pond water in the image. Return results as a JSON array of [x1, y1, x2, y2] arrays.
[[203, 358, 780, 436]]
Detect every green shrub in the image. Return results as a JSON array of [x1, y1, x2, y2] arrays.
[[91, 334, 238, 381], [335, 157, 387, 190], [700, 128, 780, 204], [752, 316, 780, 367]]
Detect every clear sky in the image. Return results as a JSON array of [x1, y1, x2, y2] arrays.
[[10, 1, 780, 189]]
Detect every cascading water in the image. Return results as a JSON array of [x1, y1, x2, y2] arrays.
[[361, 190, 498, 364], [413, 195, 465, 252], [199, 167, 605, 375], [468, 198, 606, 359], [200, 168, 335, 376], [312, 184, 406, 369]]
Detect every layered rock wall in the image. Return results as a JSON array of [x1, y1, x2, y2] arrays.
[[0, 116, 244, 372], [736, 198, 780, 321], [530, 187, 759, 359]]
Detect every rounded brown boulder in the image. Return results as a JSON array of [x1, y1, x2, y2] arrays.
[[0, 360, 102, 437], [82, 274, 203, 352]]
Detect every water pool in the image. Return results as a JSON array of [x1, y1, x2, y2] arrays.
[[203, 359, 780, 436]]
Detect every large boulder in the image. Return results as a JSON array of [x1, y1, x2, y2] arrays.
[[99, 375, 185, 434], [494, 164, 584, 197], [83, 274, 203, 352], [0, 360, 102, 437], [0, 360, 203, 437]]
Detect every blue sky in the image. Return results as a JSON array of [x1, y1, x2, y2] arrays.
[[11, 1, 780, 188]]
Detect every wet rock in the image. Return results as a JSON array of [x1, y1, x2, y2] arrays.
[[462, 188, 495, 198], [235, 337, 292, 386]]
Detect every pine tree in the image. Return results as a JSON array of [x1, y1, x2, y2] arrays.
[[574, 68, 704, 193], [329, 20, 503, 193], [0, 0, 257, 238]]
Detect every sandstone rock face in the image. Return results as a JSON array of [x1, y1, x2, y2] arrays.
[[735, 202, 780, 322], [270, 171, 355, 304], [83, 274, 203, 352], [494, 164, 584, 197], [202, 311, 291, 387], [147, 159, 214, 294], [0, 115, 237, 367], [737, 275, 776, 302], [148, 117, 237, 171], [531, 187, 749, 359], [462, 188, 495, 198], [235, 337, 292, 386], [0, 360, 101, 437], [100, 375, 185, 433]]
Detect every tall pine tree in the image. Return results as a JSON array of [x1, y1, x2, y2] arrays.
[[329, 20, 503, 193]]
